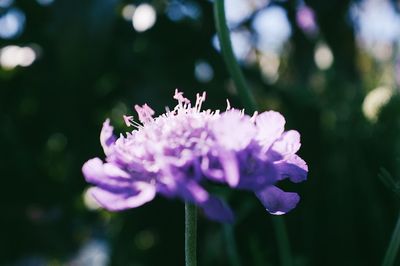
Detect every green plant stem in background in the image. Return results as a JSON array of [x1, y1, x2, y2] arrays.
[[185, 203, 197, 266], [213, 1, 293, 265], [273, 217, 293, 266], [382, 212, 400, 266], [223, 224, 242, 266], [213, 0, 256, 113]]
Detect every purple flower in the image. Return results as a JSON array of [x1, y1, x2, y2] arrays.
[[82, 90, 308, 222]]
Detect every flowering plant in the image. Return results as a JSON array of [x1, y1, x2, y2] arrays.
[[82, 90, 307, 222]]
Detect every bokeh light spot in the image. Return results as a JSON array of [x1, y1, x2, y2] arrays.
[[0, 8, 26, 39], [132, 4, 156, 32], [194, 60, 214, 83], [122, 4, 136, 21], [212, 29, 252, 62], [166, 0, 201, 22], [46, 133, 68, 152], [36, 0, 54, 6], [135, 230, 156, 250], [362, 86, 393, 122], [0, 45, 37, 70], [314, 44, 333, 70], [0, 0, 13, 8], [252, 6, 292, 53], [83, 189, 101, 211]]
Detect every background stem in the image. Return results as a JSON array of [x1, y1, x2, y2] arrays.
[[213, 1, 294, 266], [213, 0, 257, 113], [273, 217, 293, 266], [185, 203, 197, 266], [223, 224, 242, 266], [382, 212, 400, 266]]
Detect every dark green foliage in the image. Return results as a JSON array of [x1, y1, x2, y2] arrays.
[[1, 0, 399, 265]]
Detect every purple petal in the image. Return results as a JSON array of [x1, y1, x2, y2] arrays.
[[237, 158, 278, 190], [211, 110, 256, 151], [255, 111, 285, 149], [219, 149, 239, 187], [82, 158, 132, 190], [177, 180, 209, 204], [271, 130, 301, 156], [100, 119, 116, 156], [89, 181, 156, 211], [256, 186, 300, 215], [201, 197, 234, 223], [200, 155, 225, 182], [275, 154, 308, 183]]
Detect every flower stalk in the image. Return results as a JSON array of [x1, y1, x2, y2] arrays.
[[382, 212, 400, 266], [185, 203, 197, 266]]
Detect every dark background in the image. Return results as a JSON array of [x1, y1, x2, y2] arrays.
[[1, 0, 400, 265]]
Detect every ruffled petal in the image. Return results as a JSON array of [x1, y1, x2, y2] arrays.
[[211, 110, 256, 151], [270, 130, 301, 156], [100, 119, 116, 156], [275, 154, 308, 183], [201, 197, 234, 223], [89, 181, 156, 211], [256, 186, 300, 215], [82, 158, 132, 191], [255, 111, 285, 149]]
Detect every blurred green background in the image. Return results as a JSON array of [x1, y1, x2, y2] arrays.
[[1, 0, 400, 265]]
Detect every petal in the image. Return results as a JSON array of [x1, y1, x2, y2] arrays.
[[200, 156, 225, 182], [89, 181, 156, 211], [237, 158, 278, 190], [256, 186, 300, 215], [270, 130, 301, 156], [255, 111, 285, 149], [219, 149, 240, 187], [211, 110, 256, 151], [103, 163, 131, 178], [175, 179, 209, 204], [275, 154, 308, 183], [201, 197, 234, 223], [82, 158, 132, 190], [100, 119, 116, 156]]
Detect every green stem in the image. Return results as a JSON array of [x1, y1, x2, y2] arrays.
[[382, 212, 400, 266], [213, 1, 294, 266], [213, 0, 257, 113], [272, 217, 293, 266], [185, 203, 197, 266]]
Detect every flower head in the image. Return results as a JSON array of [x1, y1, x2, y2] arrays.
[[82, 90, 308, 222]]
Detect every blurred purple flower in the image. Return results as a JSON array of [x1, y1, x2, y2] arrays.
[[82, 90, 308, 222], [296, 5, 318, 35]]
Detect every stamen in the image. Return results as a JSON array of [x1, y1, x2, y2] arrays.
[[250, 111, 258, 123], [195, 92, 206, 112], [226, 99, 231, 110], [123, 115, 134, 127], [135, 104, 155, 124], [174, 89, 190, 106]]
